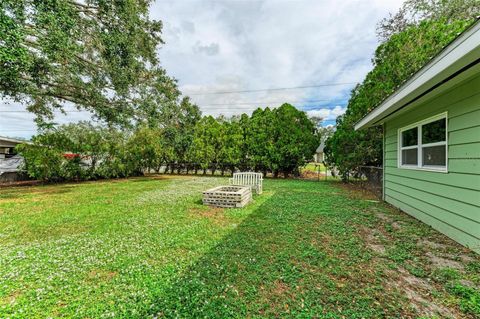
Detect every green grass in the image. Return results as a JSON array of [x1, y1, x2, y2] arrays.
[[0, 176, 478, 318], [302, 162, 325, 173]]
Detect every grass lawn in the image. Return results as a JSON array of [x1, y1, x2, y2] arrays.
[[302, 162, 325, 173], [0, 176, 479, 318]]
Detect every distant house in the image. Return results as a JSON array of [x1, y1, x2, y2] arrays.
[[355, 20, 480, 253], [0, 136, 28, 182], [314, 141, 325, 163], [0, 136, 25, 159]]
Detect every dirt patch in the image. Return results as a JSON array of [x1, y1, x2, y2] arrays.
[[358, 225, 386, 255], [417, 239, 448, 250], [391, 221, 405, 230], [0, 290, 21, 305], [459, 279, 478, 289], [0, 180, 42, 188], [368, 243, 386, 255], [189, 206, 224, 218], [257, 279, 298, 316], [459, 254, 475, 263], [270, 280, 289, 297], [375, 212, 394, 223], [144, 174, 193, 180], [261, 279, 297, 314], [299, 170, 325, 180], [188, 206, 228, 226], [336, 182, 380, 201], [426, 252, 464, 271], [386, 267, 459, 318], [87, 270, 118, 281]]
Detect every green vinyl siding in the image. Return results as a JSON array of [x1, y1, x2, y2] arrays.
[[384, 73, 480, 253], [449, 143, 480, 158]]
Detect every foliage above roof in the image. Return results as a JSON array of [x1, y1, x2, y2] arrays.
[[324, 0, 479, 181]]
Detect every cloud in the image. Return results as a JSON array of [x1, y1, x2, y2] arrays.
[[181, 20, 195, 33], [0, 0, 403, 138], [153, 0, 402, 117], [306, 106, 346, 121], [193, 41, 220, 56]]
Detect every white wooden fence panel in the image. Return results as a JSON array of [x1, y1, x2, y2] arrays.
[[229, 172, 263, 194]]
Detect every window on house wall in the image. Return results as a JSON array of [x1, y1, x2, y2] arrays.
[[398, 113, 447, 172]]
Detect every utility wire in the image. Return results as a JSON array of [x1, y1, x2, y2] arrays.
[[0, 110, 87, 113], [0, 129, 38, 132], [184, 82, 356, 95], [0, 94, 347, 132], [0, 82, 352, 113], [192, 98, 348, 106], [0, 99, 347, 113]]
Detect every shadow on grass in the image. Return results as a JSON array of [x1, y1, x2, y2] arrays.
[[148, 180, 409, 318]]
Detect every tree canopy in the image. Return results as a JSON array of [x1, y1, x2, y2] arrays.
[[18, 104, 320, 181], [0, 0, 178, 125], [324, 0, 477, 181]]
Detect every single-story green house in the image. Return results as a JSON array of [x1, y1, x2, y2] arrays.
[[355, 19, 480, 253]]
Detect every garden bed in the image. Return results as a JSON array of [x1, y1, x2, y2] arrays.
[[203, 185, 252, 208]]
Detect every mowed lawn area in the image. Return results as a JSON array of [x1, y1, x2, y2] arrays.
[[0, 176, 479, 318]]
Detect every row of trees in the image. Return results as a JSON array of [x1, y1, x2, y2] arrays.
[[2, 1, 321, 182], [18, 104, 320, 181], [3, 1, 480, 183], [324, 0, 479, 180], [192, 105, 320, 176]]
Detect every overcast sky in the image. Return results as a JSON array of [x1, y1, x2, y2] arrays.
[[0, 0, 403, 138]]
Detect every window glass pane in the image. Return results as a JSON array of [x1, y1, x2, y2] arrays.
[[422, 145, 446, 166], [422, 118, 446, 144], [402, 128, 418, 147], [402, 148, 418, 165]]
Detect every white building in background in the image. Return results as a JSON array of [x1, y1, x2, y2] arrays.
[[314, 141, 325, 163], [0, 136, 28, 182]]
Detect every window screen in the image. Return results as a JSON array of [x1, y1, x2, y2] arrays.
[[399, 114, 447, 170]]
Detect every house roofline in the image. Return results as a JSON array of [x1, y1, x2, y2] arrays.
[[355, 18, 480, 131], [0, 136, 30, 144]]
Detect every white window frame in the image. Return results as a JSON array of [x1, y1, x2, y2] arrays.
[[397, 112, 448, 173]]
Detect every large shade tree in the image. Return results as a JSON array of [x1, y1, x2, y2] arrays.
[[0, 0, 168, 125]]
